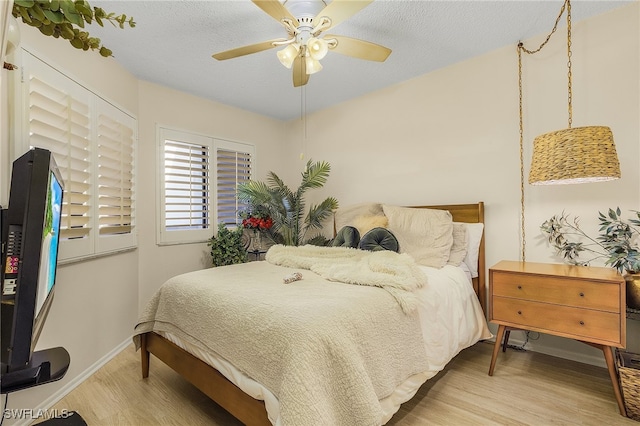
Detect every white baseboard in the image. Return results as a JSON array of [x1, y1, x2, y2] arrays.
[[8, 337, 131, 426], [488, 333, 607, 368]]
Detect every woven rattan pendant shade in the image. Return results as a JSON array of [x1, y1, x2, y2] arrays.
[[529, 125, 621, 185], [521, 0, 621, 187]]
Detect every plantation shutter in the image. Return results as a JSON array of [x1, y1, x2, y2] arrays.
[[25, 65, 93, 254], [96, 99, 136, 245], [16, 52, 137, 260], [163, 139, 210, 231], [156, 129, 253, 244], [216, 142, 253, 227]]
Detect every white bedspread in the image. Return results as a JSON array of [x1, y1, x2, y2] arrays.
[[134, 260, 490, 426]]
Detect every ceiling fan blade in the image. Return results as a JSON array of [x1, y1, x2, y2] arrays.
[[293, 56, 309, 87], [252, 0, 298, 25], [326, 35, 391, 62], [314, 0, 373, 31], [212, 39, 287, 61]]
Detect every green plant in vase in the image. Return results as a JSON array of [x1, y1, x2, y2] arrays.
[[541, 207, 640, 309], [240, 206, 274, 252]]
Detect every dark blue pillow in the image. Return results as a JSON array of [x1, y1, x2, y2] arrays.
[[358, 227, 399, 252], [332, 226, 360, 248]]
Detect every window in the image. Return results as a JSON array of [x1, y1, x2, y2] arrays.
[[157, 128, 254, 245], [13, 51, 137, 261], [216, 141, 252, 227]]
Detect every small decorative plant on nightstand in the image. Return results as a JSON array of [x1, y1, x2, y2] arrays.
[[208, 223, 247, 267], [541, 207, 640, 310]]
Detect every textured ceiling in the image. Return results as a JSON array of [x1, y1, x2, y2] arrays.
[[87, 0, 631, 121]]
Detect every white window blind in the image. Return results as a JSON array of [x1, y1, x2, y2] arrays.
[[164, 140, 209, 230], [157, 128, 254, 245], [21, 58, 94, 260], [157, 128, 212, 244], [216, 147, 252, 227], [15, 52, 137, 261], [96, 98, 136, 253], [27, 75, 92, 242]]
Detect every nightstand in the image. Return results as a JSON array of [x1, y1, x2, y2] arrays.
[[487, 260, 627, 416]]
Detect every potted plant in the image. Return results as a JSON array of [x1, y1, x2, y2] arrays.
[[208, 222, 247, 267], [237, 159, 338, 247], [541, 207, 640, 309]]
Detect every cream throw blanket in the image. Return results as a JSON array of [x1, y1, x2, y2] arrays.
[[134, 261, 430, 426], [266, 245, 427, 314]]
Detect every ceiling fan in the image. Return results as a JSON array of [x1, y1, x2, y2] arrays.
[[212, 0, 392, 87]]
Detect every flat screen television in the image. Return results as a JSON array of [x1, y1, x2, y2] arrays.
[[1, 147, 70, 393]]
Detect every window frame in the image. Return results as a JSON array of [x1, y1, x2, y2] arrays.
[[156, 126, 255, 246]]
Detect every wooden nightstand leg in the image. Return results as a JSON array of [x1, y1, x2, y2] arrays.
[[488, 325, 506, 376], [581, 342, 627, 417]]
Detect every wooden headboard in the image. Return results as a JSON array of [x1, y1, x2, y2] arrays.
[[416, 203, 486, 314]]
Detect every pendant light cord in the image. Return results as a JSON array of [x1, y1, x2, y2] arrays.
[[517, 0, 570, 261]]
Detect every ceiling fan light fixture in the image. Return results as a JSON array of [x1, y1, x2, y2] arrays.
[[277, 43, 300, 69], [305, 55, 323, 74], [212, 0, 391, 87], [307, 37, 329, 60]]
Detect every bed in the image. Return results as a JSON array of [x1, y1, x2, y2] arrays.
[[135, 202, 490, 426]]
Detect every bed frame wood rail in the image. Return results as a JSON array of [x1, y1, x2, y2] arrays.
[[140, 332, 271, 426], [139, 202, 486, 426]]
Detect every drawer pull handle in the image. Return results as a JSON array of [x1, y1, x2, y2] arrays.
[[517, 310, 522, 315], [579, 292, 585, 297], [517, 285, 522, 290], [579, 321, 585, 326]]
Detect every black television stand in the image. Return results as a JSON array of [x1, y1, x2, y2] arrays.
[[1, 347, 70, 394]]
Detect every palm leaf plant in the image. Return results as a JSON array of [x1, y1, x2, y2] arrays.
[[237, 160, 339, 246]]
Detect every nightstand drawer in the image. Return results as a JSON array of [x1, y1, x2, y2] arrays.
[[493, 296, 622, 345], [492, 271, 620, 312]]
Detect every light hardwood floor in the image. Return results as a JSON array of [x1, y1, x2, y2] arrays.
[[43, 341, 637, 425]]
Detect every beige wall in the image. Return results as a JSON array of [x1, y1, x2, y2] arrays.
[[136, 81, 287, 311], [286, 3, 640, 362]]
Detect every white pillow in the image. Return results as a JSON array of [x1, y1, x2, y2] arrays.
[[447, 222, 469, 267], [334, 202, 384, 233], [382, 205, 453, 268], [352, 214, 388, 237], [461, 222, 484, 278]]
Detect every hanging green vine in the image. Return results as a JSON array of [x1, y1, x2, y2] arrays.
[[12, 0, 135, 57]]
